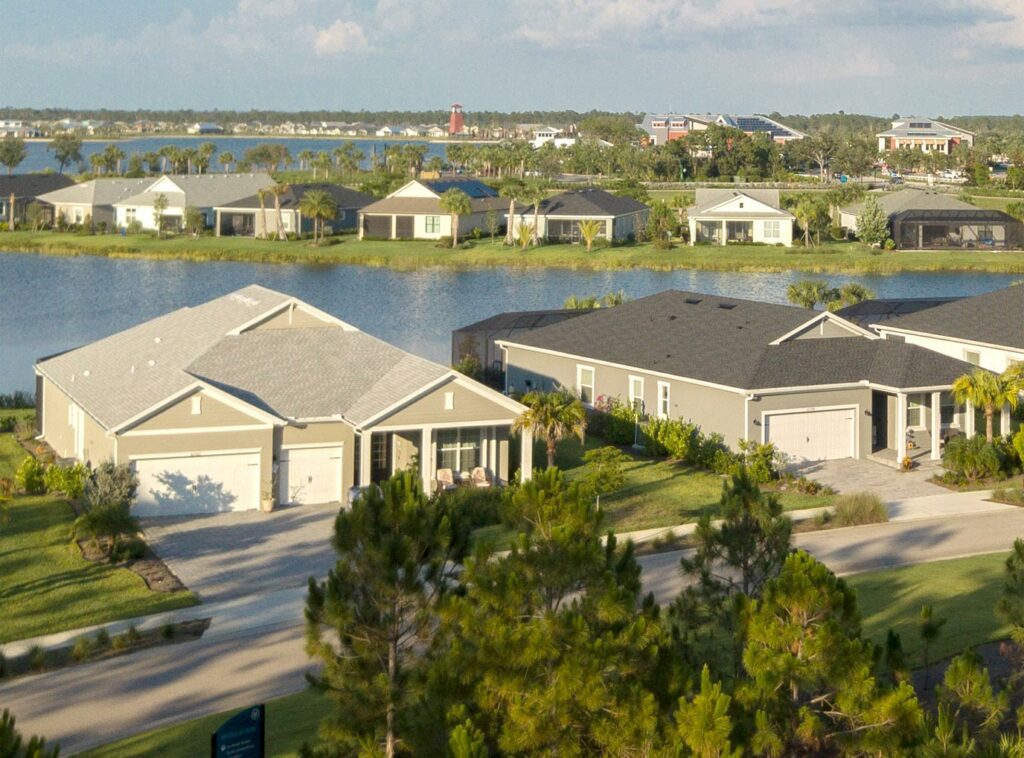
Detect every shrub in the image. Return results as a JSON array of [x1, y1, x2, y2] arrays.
[[693, 432, 727, 470], [110, 536, 147, 562], [0, 415, 16, 433], [72, 504, 143, 561], [95, 628, 111, 648], [943, 435, 1004, 482], [832, 492, 888, 526], [589, 396, 638, 446], [28, 645, 46, 671], [14, 456, 45, 495], [126, 219, 143, 234], [71, 637, 93, 662], [1012, 428, 1024, 469], [84, 461, 138, 509], [883, 238, 896, 250], [111, 633, 130, 651], [14, 417, 36, 441], [737, 439, 782, 483], [642, 417, 700, 460], [43, 462, 88, 499], [993, 485, 1024, 506], [125, 624, 142, 643], [437, 486, 503, 531], [161, 623, 176, 641]]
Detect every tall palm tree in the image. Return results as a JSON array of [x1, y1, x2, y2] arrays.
[[333, 143, 364, 182], [438, 188, 472, 248], [270, 183, 290, 241], [298, 189, 338, 244], [313, 152, 332, 180], [500, 178, 525, 245], [256, 188, 269, 240], [525, 179, 549, 246], [786, 279, 837, 310], [298, 149, 315, 172], [512, 388, 587, 470], [103, 144, 125, 175], [951, 368, 1020, 442], [218, 151, 234, 173], [793, 197, 818, 247]]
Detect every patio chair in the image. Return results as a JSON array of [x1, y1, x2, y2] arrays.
[[469, 467, 491, 488], [436, 468, 458, 492]]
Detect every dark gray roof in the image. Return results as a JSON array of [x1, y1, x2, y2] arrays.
[[217, 183, 375, 211], [879, 285, 1024, 350], [836, 297, 961, 327], [508, 290, 978, 390], [517, 188, 649, 217], [841, 188, 975, 218], [0, 174, 75, 199], [423, 179, 497, 198], [454, 308, 590, 333]]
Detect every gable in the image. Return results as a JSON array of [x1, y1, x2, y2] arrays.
[[704, 194, 782, 215], [144, 176, 181, 193], [390, 181, 438, 199], [372, 377, 521, 428], [124, 388, 268, 433], [788, 318, 866, 340], [244, 303, 336, 331]]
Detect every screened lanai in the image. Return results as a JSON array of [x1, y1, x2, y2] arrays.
[[891, 208, 1024, 250]]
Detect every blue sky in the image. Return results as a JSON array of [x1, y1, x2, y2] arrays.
[[4, 0, 1023, 115]]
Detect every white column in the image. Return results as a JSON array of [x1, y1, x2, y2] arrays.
[[420, 427, 432, 495], [689, 218, 696, 246], [720, 219, 727, 246], [931, 391, 942, 460], [520, 428, 533, 481], [896, 392, 908, 462], [359, 430, 372, 486], [489, 426, 497, 476], [965, 401, 976, 438], [1002, 403, 1012, 437]]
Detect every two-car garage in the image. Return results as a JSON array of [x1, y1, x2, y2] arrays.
[[764, 407, 857, 462]]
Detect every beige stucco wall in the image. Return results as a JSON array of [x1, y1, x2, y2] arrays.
[[279, 421, 356, 495], [377, 378, 518, 428], [128, 390, 259, 432], [39, 375, 114, 463]]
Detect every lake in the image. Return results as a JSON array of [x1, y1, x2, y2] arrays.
[[0, 252, 1018, 393], [16, 136, 449, 174]]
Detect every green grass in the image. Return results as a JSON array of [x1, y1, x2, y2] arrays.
[[0, 433, 198, 643], [849, 552, 1009, 668], [79, 688, 330, 758], [3, 229, 1024, 273]]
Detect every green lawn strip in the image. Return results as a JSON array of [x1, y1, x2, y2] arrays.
[[849, 552, 1009, 668], [79, 688, 329, 758], [0, 493, 197, 644], [2, 230, 1023, 273], [0, 432, 30, 480]]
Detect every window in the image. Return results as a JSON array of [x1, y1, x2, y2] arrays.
[[628, 376, 645, 414], [907, 393, 926, 428], [191, 395, 202, 415], [576, 365, 595, 405], [763, 220, 780, 238], [964, 350, 981, 366], [436, 428, 480, 473], [125, 208, 136, 222], [73, 208, 84, 223], [657, 381, 671, 419], [424, 215, 441, 234]]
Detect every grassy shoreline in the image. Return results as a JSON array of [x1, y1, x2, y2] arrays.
[[3, 231, 1024, 273]]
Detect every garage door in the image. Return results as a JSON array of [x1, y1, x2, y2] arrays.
[[132, 451, 261, 517], [279, 446, 343, 505], [765, 408, 856, 462]]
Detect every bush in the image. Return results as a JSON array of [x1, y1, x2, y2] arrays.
[[588, 396, 638, 446], [943, 435, 1005, 482], [437, 486, 503, 531], [0, 415, 16, 433], [161, 623, 177, 640], [43, 462, 88, 499], [736, 439, 782, 483], [95, 628, 111, 648], [72, 503, 143, 561], [110, 536, 147, 562], [15, 456, 45, 495], [832, 492, 888, 526], [642, 417, 700, 460], [1012, 428, 1024, 469], [28, 645, 46, 671], [126, 219, 143, 234], [84, 461, 138, 509], [993, 484, 1024, 506], [883, 238, 896, 250], [14, 417, 35, 440], [71, 637, 93, 662]]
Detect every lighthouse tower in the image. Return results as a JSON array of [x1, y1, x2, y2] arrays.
[[448, 103, 464, 136]]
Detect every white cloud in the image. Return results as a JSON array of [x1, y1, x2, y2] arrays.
[[314, 18, 370, 55], [961, 0, 1024, 48]]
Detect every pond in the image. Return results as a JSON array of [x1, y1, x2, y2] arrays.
[[0, 252, 1017, 392]]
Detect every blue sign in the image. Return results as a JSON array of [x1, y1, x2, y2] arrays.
[[840, 174, 849, 183], [211, 704, 265, 758]]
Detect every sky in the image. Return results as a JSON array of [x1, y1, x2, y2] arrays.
[[3, 0, 1023, 116]]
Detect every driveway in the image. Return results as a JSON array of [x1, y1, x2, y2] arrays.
[[142, 503, 340, 603], [790, 458, 945, 500]]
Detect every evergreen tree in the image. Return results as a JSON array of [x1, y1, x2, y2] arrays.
[[856, 195, 891, 246], [0, 708, 59, 758]]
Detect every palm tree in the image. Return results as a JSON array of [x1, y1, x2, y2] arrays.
[[577, 219, 603, 252], [512, 388, 587, 469], [951, 368, 1021, 443], [102, 144, 125, 175], [270, 183, 290, 241], [298, 189, 339, 244], [313, 152, 332, 180], [256, 188, 269, 240], [218, 151, 234, 173], [333, 143, 364, 182], [793, 197, 818, 247], [89, 152, 105, 175], [500, 178, 525, 245], [786, 279, 837, 310], [298, 149, 315, 172], [525, 179, 549, 246], [438, 188, 472, 248]]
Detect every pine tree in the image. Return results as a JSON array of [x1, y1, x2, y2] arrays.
[[856, 195, 891, 246]]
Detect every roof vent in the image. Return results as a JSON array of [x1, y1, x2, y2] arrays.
[[717, 303, 736, 310], [684, 298, 702, 305], [83, 370, 90, 377], [147, 360, 155, 367], [154, 337, 161, 343], [668, 314, 677, 320]]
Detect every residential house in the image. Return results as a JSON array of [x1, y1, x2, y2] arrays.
[[35, 285, 531, 517], [500, 290, 980, 466], [508, 188, 649, 243], [376, 125, 406, 137], [687, 189, 795, 246], [36, 177, 155, 227], [111, 173, 274, 231], [638, 113, 805, 146], [839, 188, 1024, 249], [876, 118, 974, 154], [0, 174, 76, 226], [214, 183, 376, 237], [358, 179, 506, 240], [452, 309, 592, 373], [187, 122, 225, 135]]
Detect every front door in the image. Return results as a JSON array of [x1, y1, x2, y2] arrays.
[[871, 391, 888, 451]]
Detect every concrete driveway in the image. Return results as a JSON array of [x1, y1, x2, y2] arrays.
[[790, 458, 946, 500], [142, 503, 340, 603]]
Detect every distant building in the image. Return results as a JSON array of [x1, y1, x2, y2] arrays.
[[637, 113, 804, 145], [359, 179, 506, 240], [448, 104, 465, 136], [876, 118, 974, 155], [687, 189, 795, 247], [187, 122, 225, 135]]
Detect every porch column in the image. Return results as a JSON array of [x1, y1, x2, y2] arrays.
[[1002, 403, 1012, 437], [896, 392, 908, 462], [720, 219, 727, 246], [520, 428, 533, 482], [489, 427, 498, 478], [420, 427, 433, 495], [359, 430, 372, 487], [688, 218, 696, 246], [390, 214, 397, 239], [965, 401, 976, 437], [930, 391, 942, 460]]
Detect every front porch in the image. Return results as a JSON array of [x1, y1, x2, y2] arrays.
[[691, 218, 753, 245]]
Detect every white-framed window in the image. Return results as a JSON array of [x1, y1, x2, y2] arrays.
[[964, 350, 981, 366], [281, 213, 292, 231], [907, 393, 926, 428], [436, 428, 480, 472], [191, 395, 202, 415], [628, 375, 645, 413], [73, 207, 84, 223], [125, 207, 136, 222], [657, 381, 671, 418], [764, 220, 780, 238], [424, 215, 441, 234], [576, 365, 595, 405]]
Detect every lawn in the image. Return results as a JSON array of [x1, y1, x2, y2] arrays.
[[849, 552, 1009, 668], [3, 230, 1024, 273], [0, 432, 197, 644], [80, 688, 330, 758]]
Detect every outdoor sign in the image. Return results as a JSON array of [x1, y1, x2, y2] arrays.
[[211, 704, 265, 758]]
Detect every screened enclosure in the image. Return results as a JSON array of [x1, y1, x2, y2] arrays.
[[891, 208, 1024, 250]]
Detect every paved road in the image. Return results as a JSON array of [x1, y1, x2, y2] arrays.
[[7, 508, 1024, 755]]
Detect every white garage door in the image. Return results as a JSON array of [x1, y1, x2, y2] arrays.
[[132, 451, 261, 517], [279, 446, 343, 505], [765, 408, 856, 462]]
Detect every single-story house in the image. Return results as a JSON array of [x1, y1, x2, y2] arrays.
[[839, 188, 1024, 249], [112, 173, 275, 231], [508, 189, 649, 243], [36, 177, 155, 227], [358, 179, 507, 240], [687, 189, 795, 246], [213, 183, 376, 237], [35, 285, 531, 517], [499, 290, 982, 466], [0, 174, 76, 226], [452, 309, 591, 373]]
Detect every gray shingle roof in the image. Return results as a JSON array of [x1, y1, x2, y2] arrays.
[[878, 285, 1024, 350], [0, 174, 75, 199], [36, 178, 155, 206], [836, 297, 961, 328], [506, 290, 977, 390], [216, 183, 375, 211], [114, 173, 274, 209], [689, 189, 790, 216], [455, 309, 590, 332], [516, 189, 649, 217], [841, 188, 975, 218]]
